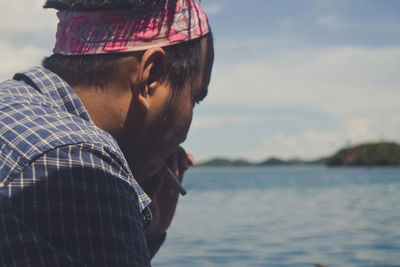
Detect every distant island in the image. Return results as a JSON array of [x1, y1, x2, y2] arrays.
[[196, 156, 329, 167], [327, 142, 400, 166], [196, 141, 400, 167], [195, 158, 252, 167]]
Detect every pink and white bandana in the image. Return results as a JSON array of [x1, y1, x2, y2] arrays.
[[54, 0, 210, 55]]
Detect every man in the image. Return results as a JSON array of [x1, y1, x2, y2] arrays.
[[0, 0, 214, 266]]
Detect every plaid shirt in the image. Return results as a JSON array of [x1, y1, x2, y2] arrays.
[[0, 67, 152, 266]]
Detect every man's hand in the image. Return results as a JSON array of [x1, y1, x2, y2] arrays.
[[141, 146, 194, 238]]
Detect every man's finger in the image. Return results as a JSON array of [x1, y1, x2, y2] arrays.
[[187, 153, 194, 166]]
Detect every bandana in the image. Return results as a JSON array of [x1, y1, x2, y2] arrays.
[[54, 0, 210, 55]]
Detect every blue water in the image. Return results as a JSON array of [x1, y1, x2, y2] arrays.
[[152, 165, 400, 267]]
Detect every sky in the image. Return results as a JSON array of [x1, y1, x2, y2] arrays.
[[1, 0, 400, 162]]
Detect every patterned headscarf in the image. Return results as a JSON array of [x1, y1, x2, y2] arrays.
[[54, 0, 210, 55]]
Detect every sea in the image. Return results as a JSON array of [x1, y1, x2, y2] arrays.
[[152, 165, 400, 267]]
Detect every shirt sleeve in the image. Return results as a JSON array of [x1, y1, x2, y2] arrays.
[[0, 143, 151, 267]]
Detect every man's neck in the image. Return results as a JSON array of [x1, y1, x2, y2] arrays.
[[73, 85, 132, 139]]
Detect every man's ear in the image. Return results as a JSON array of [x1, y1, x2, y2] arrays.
[[131, 47, 166, 111]]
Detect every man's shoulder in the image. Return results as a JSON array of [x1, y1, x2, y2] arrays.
[[0, 77, 119, 154], [0, 74, 52, 109], [0, 70, 126, 186]]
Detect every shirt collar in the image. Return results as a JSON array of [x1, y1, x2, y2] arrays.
[[13, 67, 92, 122]]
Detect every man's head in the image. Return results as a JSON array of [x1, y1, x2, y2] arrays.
[[42, 0, 214, 181]]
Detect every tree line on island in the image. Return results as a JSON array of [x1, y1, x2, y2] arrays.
[[196, 141, 400, 167]]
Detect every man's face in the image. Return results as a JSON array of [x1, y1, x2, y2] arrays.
[[122, 35, 214, 181]]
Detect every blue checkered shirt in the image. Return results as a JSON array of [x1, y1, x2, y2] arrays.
[[0, 67, 152, 266]]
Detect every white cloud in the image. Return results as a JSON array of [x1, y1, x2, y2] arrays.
[[278, 18, 295, 29], [191, 44, 400, 160], [315, 13, 400, 33], [0, 1, 57, 34], [315, 15, 343, 31], [201, 0, 226, 15], [0, 1, 56, 79], [191, 114, 260, 129], [346, 119, 370, 140], [0, 41, 47, 80], [0, 0, 57, 78], [261, 130, 342, 160], [257, 116, 400, 160], [209, 45, 400, 117]]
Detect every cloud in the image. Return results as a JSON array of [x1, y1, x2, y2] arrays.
[[0, 41, 47, 80], [191, 114, 260, 129], [260, 130, 341, 160], [191, 1, 400, 160], [0, 0, 56, 79], [277, 18, 296, 29], [314, 13, 400, 33], [0, 1, 57, 34], [315, 15, 343, 31], [189, 43, 400, 160], [346, 119, 370, 140], [202, 1, 226, 15], [209, 45, 400, 118], [257, 116, 399, 160]]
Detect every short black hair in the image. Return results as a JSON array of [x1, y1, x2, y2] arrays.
[[42, 37, 206, 91], [43, 0, 160, 11], [42, 0, 210, 92]]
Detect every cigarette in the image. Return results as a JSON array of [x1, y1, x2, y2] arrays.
[[164, 165, 187, 196]]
